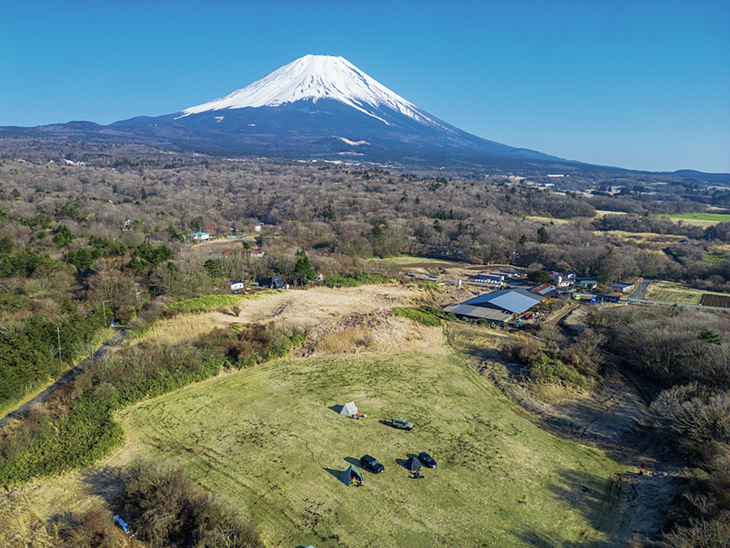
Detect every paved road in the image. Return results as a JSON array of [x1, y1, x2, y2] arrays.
[[0, 328, 127, 429]]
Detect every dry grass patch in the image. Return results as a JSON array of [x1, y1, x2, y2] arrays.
[[316, 327, 372, 353]]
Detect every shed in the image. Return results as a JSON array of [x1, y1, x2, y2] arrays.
[[230, 280, 244, 292], [609, 282, 635, 293], [259, 275, 285, 289]]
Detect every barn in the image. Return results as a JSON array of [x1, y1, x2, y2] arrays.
[[444, 288, 545, 326]]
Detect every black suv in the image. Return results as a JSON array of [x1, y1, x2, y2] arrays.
[[360, 454, 385, 474]]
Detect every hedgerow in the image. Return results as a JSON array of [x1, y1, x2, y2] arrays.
[[0, 323, 306, 486], [392, 306, 443, 327], [323, 273, 390, 288]]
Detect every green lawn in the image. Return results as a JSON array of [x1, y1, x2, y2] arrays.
[[663, 213, 730, 222], [118, 352, 627, 547]]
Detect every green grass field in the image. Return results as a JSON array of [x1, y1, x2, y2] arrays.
[[660, 212, 730, 227], [663, 213, 730, 222], [118, 352, 626, 547]]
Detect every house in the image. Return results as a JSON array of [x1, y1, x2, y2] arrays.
[[608, 282, 635, 294], [259, 275, 286, 289], [230, 280, 245, 293], [549, 272, 572, 287], [250, 247, 265, 258], [192, 232, 210, 241], [444, 288, 545, 326]]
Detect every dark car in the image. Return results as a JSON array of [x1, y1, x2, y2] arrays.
[[360, 454, 385, 474], [418, 452, 437, 468]]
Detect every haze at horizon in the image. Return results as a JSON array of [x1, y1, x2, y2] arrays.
[[0, 0, 728, 173]]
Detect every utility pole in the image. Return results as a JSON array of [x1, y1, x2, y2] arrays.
[[56, 326, 62, 362]]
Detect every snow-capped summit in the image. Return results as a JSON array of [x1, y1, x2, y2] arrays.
[[180, 55, 443, 128], [109, 55, 562, 164]]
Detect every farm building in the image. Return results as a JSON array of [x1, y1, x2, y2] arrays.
[[250, 247, 265, 258], [192, 232, 210, 241], [444, 288, 545, 325], [473, 272, 505, 285], [531, 284, 559, 298], [608, 282, 635, 294], [579, 280, 597, 290]]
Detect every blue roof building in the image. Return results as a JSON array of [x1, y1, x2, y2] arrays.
[[444, 288, 545, 324]]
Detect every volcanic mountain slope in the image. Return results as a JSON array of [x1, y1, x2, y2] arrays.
[[110, 55, 563, 161]]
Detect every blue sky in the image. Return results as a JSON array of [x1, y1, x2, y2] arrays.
[[1, 0, 729, 173]]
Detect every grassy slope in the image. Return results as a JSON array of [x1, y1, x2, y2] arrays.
[[119, 351, 624, 548]]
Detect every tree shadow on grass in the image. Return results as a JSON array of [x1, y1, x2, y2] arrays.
[[513, 468, 660, 547], [78, 465, 127, 505]]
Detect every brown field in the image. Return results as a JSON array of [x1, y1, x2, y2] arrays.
[[700, 294, 730, 308]]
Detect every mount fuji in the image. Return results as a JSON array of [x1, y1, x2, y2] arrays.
[[39, 55, 565, 163]]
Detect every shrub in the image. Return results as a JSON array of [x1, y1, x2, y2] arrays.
[[392, 307, 442, 327], [121, 460, 264, 548], [323, 273, 390, 288], [170, 294, 245, 314]]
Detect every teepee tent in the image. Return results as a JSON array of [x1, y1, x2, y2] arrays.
[[340, 401, 358, 417], [405, 456, 422, 471], [339, 465, 363, 486]]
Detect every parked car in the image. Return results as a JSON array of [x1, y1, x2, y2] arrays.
[[360, 454, 385, 474], [392, 417, 414, 430], [418, 452, 437, 468]]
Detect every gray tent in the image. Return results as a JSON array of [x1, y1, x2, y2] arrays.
[[405, 456, 422, 471], [340, 401, 358, 418], [339, 465, 363, 486]]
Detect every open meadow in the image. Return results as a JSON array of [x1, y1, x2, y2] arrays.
[[114, 350, 627, 547]]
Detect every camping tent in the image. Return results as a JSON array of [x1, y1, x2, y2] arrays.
[[340, 402, 358, 418], [405, 456, 422, 471], [339, 465, 363, 486]]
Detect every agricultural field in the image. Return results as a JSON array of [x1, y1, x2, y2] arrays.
[[660, 212, 730, 227], [644, 282, 730, 305], [117, 351, 625, 548]]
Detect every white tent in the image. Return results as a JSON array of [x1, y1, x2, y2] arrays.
[[340, 401, 358, 418]]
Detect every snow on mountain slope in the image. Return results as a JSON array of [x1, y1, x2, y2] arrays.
[[180, 55, 447, 129]]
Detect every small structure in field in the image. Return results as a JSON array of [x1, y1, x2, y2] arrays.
[[340, 401, 359, 418], [339, 465, 363, 486], [192, 232, 210, 241]]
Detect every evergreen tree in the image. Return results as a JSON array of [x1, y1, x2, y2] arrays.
[[294, 250, 316, 282]]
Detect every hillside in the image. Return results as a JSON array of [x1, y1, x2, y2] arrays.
[[118, 349, 622, 547]]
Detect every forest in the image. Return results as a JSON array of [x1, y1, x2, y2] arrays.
[[0, 137, 729, 547]]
